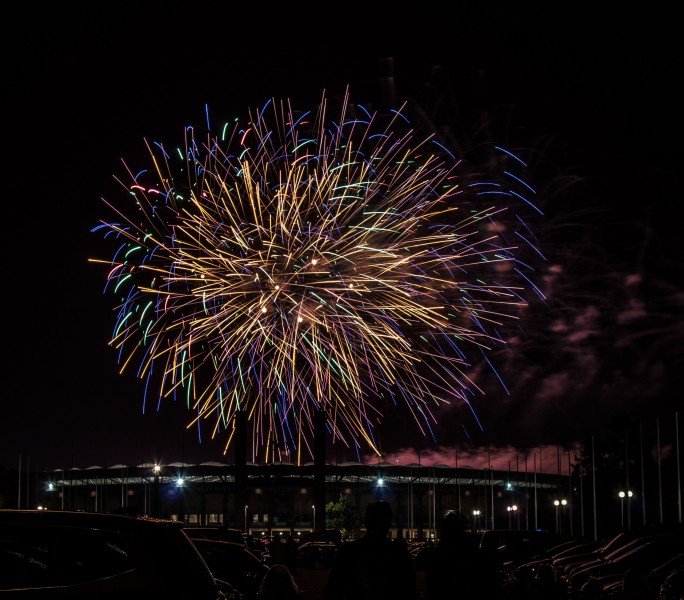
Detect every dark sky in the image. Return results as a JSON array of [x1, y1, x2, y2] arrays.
[[3, 4, 682, 471]]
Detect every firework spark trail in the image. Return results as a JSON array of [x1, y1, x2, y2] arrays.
[[90, 90, 545, 463]]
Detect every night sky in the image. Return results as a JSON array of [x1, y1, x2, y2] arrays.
[[4, 4, 682, 471]]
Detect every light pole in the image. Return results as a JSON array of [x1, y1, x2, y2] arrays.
[[473, 509, 481, 532], [152, 464, 161, 518], [554, 500, 560, 534], [176, 477, 184, 521], [553, 499, 567, 534], [244, 505, 248, 533], [560, 499, 567, 534], [507, 505, 518, 529], [619, 491, 633, 529], [312, 504, 316, 531]]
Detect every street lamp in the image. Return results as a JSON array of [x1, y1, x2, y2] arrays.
[[151, 464, 161, 518], [507, 505, 518, 529], [472, 509, 481, 532], [618, 491, 633, 529], [312, 504, 316, 531], [560, 499, 567, 534], [553, 499, 567, 534], [376, 476, 385, 500], [175, 476, 184, 521], [244, 505, 248, 533], [553, 500, 560, 534]]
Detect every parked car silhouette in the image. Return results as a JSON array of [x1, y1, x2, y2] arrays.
[[0, 509, 237, 599], [296, 540, 338, 569], [553, 530, 638, 585], [582, 553, 684, 599], [566, 533, 684, 598], [190, 538, 268, 600], [659, 566, 684, 600], [505, 538, 601, 596], [475, 528, 567, 584]]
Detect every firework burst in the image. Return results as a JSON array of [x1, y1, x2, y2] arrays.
[[90, 89, 545, 463]]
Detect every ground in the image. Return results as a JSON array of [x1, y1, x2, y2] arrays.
[[291, 566, 429, 600]]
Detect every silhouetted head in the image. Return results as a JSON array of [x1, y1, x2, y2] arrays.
[[438, 511, 467, 543], [622, 567, 647, 591], [364, 500, 393, 534], [259, 563, 300, 597]]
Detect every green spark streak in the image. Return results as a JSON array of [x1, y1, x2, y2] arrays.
[[113, 273, 133, 294], [114, 311, 132, 337]]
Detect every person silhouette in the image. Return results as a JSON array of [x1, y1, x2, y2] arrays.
[[324, 500, 416, 600], [268, 533, 287, 566], [530, 562, 563, 600], [416, 510, 498, 600], [285, 535, 299, 573], [619, 567, 656, 600], [257, 563, 303, 600]]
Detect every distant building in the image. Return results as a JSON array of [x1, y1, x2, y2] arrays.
[[34, 461, 570, 539]]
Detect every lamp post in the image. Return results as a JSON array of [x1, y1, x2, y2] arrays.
[[554, 500, 560, 534], [244, 505, 248, 533], [560, 499, 567, 534], [152, 464, 160, 518], [473, 509, 481, 532], [619, 491, 633, 529], [507, 505, 518, 529], [553, 499, 566, 534], [176, 477, 184, 521], [312, 504, 316, 531]]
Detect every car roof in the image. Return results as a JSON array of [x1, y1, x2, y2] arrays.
[[184, 526, 246, 542], [0, 509, 184, 532], [191, 537, 267, 568], [0, 509, 224, 597], [191, 538, 250, 550]]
